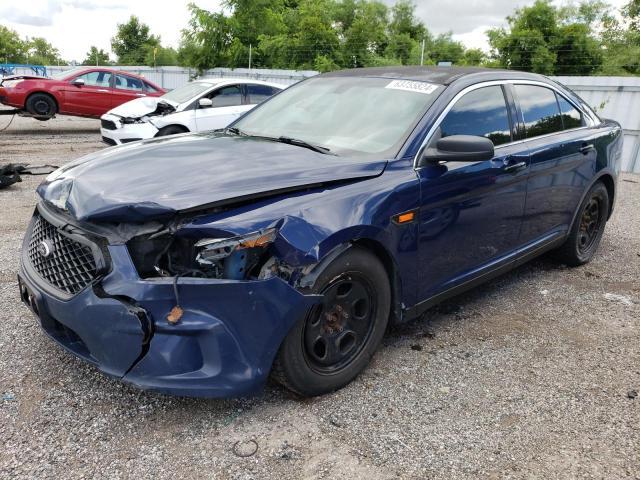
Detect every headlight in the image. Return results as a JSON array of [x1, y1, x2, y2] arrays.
[[1, 80, 22, 88], [42, 178, 73, 210], [194, 228, 277, 279], [121, 116, 149, 124], [129, 228, 279, 281]]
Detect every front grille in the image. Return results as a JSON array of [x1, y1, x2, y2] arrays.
[[101, 119, 117, 130], [27, 214, 98, 295]]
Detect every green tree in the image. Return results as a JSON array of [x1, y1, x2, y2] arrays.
[[144, 45, 178, 67], [82, 46, 111, 66], [461, 48, 486, 66], [389, 0, 425, 40], [599, 0, 640, 74], [111, 15, 159, 64], [27, 37, 63, 65], [178, 4, 235, 71], [342, 0, 389, 67], [0, 26, 27, 63], [427, 33, 465, 65], [487, 0, 603, 75]]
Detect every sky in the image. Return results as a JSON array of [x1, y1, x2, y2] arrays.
[[0, 0, 630, 63]]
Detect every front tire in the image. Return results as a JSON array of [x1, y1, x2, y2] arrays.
[[273, 248, 391, 397], [553, 181, 609, 266], [25, 93, 56, 118]]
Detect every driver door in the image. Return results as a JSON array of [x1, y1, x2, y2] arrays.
[[416, 84, 530, 301], [63, 70, 113, 116], [195, 84, 247, 131]]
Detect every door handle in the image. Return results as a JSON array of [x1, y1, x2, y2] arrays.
[[579, 143, 595, 155], [503, 161, 527, 173], [96, 89, 109, 93], [136, 93, 146, 97]]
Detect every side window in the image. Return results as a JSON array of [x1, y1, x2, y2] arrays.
[[115, 75, 144, 91], [144, 82, 160, 93], [247, 84, 279, 104], [514, 85, 563, 138], [74, 71, 112, 87], [208, 85, 243, 107], [434, 85, 512, 146], [557, 94, 584, 130]]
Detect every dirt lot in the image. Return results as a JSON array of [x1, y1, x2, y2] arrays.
[[0, 112, 638, 479]]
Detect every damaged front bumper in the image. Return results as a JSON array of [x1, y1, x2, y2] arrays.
[[19, 236, 320, 398], [100, 113, 158, 145]]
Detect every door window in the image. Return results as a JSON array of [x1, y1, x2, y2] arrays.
[[557, 95, 584, 130], [73, 71, 112, 87], [144, 81, 160, 93], [514, 85, 564, 138], [208, 85, 243, 107], [246, 84, 279, 104], [433, 86, 512, 147], [115, 75, 144, 91]]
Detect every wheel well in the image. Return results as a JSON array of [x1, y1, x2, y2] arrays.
[[155, 124, 189, 136], [25, 91, 58, 112], [598, 174, 615, 219], [351, 238, 403, 324]]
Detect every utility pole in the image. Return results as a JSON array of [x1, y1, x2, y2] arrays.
[[420, 38, 425, 66], [248, 44, 252, 70]]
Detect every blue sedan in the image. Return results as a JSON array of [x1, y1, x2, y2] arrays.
[[19, 67, 623, 397]]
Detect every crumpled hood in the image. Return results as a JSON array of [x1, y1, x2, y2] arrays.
[[38, 133, 387, 222], [105, 96, 175, 118]]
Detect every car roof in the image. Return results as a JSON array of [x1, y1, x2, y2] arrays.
[[322, 66, 546, 85]]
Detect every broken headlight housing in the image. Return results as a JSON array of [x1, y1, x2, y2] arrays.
[[129, 228, 278, 281], [194, 228, 277, 280]]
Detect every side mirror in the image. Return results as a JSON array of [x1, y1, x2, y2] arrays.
[[71, 78, 85, 87], [198, 98, 213, 108], [422, 135, 495, 164]]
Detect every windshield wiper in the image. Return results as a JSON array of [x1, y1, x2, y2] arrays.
[[276, 136, 335, 155], [225, 126, 248, 136]]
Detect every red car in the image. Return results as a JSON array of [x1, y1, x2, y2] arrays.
[[0, 67, 166, 120]]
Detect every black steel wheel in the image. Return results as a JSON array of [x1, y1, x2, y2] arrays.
[[273, 247, 391, 396], [577, 196, 603, 255], [553, 181, 609, 266], [25, 93, 56, 118], [303, 273, 377, 374]]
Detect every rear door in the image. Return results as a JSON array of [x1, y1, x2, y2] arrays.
[[112, 74, 147, 108], [416, 84, 530, 300], [62, 70, 113, 116], [513, 84, 597, 244], [194, 84, 245, 131], [246, 84, 281, 106]]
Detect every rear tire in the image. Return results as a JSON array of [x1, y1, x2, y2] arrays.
[[552, 181, 609, 266], [156, 125, 188, 137], [272, 248, 391, 397], [25, 93, 56, 118]]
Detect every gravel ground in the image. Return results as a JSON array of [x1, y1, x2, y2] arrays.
[[0, 113, 638, 479]]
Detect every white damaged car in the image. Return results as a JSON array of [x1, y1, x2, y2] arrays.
[[100, 78, 284, 145]]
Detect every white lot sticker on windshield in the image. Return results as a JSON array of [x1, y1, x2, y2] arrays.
[[385, 80, 438, 95]]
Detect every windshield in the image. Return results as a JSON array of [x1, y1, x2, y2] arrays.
[[162, 81, 217, 105], [233, 76, 444, 157], [51, 67, 87, 80]]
